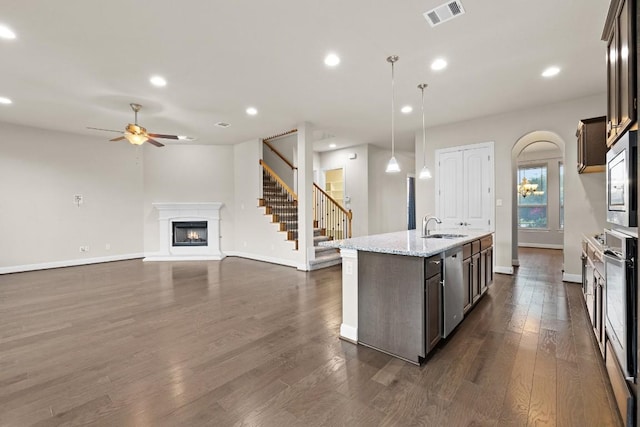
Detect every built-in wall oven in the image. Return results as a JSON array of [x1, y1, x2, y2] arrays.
[[606, 130, 637, 227], [604, 228, 637, 379]]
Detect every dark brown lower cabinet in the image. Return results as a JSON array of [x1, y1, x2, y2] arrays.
[[471, 253, 480, 303], [358, 252, 425, 364], [480, 250, 487, 295], [479, 235, 493, 295], [426, 272, 442, 353], [462, 256, 472, 313], [485, 246, 493, 286], [463, 237, 493, 315]]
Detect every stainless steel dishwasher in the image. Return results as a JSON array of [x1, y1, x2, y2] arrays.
[[442, 246, 464, 337]]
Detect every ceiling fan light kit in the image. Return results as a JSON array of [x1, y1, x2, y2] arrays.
[[88, 103, 193, 148], [124, 129, 148, 145]]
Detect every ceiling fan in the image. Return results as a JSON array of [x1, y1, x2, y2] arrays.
[[88, 103, 192, 147]]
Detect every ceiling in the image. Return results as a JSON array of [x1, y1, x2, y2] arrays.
[[0, 1, 609, 152]]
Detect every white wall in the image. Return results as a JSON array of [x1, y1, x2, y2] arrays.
[[231, 138, 303, 268], [318, 144, 369, 237], [415, 93, 607, 276], [142, 144, 235, 255], [368, 146, 415, 234], [262, 134, 296, 190], [0, 123, 144, 271], [517, 147, 565, 248]]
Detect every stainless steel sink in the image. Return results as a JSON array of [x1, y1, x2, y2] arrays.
[[423, 233, 467, 239]]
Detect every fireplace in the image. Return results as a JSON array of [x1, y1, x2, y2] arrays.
[[144, 202, 225, 262], [172, 221, 208, 247]]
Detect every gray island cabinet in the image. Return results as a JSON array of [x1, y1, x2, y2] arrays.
[[320, 229, 493, 365]]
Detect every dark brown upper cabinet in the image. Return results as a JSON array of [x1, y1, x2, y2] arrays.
[[577, 116, 607, 173], [603, 0, 636, 147]]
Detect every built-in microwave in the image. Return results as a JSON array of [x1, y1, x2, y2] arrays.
[[606, 130, 637, 227]]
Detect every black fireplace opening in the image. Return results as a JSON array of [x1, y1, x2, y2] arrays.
[[172, 221, 208, 246]]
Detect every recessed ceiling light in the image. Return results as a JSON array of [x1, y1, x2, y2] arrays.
[[329, 143, 337, 148], [324, 53, 340, 67], [541, 66, 560, 78], [149, 75, 167, 87], [0, 96, 12, 105], [0, 25, 16, 40], [431, 58, 447, 71], [246, 107, 258, 116], [401, 105, 413, 114]]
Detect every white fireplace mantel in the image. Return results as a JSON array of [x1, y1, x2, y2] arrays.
[[144, 202, 225, 262]]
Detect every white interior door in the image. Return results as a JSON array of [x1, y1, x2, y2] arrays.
[[436, 143, 494, 231], [463, 147, 492, 229], [437, 150, 463, 228]]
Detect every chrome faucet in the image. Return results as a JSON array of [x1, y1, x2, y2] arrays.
[[422, 215, 442, 236]]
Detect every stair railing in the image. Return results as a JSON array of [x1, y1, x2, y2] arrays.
[[259, 159, 297, 203], [313, 183, 352, 240], [262, 129, 297, 195], [263, 138, 297, 171]]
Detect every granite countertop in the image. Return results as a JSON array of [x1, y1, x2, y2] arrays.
[[319, 229, 493, 257]]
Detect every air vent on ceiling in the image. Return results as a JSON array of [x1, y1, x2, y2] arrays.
[[423, 0, 465, 27], [215, 122, 231, 128]]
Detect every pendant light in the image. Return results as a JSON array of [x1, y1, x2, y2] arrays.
[[386, 55, 401, 173], [417, 83, 432, 180]]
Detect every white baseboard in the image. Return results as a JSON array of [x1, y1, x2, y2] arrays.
[[0, 253, 144, 275], [143, 255, 226, 262], [518, 243, 563, 250], [224, 251, 305, 270], [494, 265, 514, 275], [340, 324, 358, 343], [563, 273, 582, 283]]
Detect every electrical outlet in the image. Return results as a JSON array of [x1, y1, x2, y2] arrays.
[[79, 246, 90, 253], [105, 243, 111, 250]]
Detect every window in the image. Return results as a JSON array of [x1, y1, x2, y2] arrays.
[[407, 176, 416, 230], [518, 164, 547, 228], [559, 162, 564, 229]]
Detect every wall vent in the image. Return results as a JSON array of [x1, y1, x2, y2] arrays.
[[215, 122, 231, 128], [423, 1, 465, 27]]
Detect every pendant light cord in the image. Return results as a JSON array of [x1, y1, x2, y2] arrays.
[[391, 60, 395, 157], [421, 86, 426, 166]]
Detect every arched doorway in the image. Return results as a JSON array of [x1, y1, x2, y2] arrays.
[[511, 131, 566, 268]]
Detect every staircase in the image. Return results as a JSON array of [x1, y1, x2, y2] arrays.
[[309, 227, 342, 270], [259, 163, 342, 269], [258, 131, 350, 270], [260, 169, 299, 245]]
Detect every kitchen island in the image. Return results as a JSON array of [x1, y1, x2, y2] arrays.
[[320, 229, 494, 364]]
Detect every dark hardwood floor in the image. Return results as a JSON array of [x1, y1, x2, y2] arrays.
[[0, 248, 622, 426]]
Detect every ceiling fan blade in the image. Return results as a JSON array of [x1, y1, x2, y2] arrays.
[[146, 138, 165, 147], [148, 133, 179, 140], [109, 136, 126, 142], [87, 126, 123, 134]]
